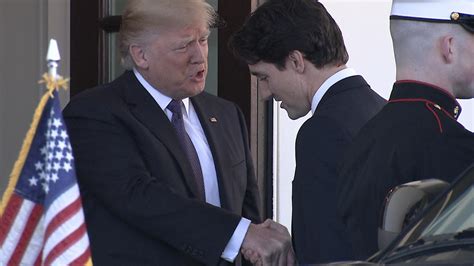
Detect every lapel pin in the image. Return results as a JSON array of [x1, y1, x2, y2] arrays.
[[209, 117, 218, 123]]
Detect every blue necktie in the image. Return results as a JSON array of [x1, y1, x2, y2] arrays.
[[167, 99, 205, 200]]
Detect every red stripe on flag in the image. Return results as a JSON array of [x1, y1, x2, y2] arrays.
[[34, 250, 42, 266], [44, 223, 87, 265], [0, 194, 24, 246], [44, 197, 81, 241], [70, 247, 91, 266], [8, 204, 44, 265]]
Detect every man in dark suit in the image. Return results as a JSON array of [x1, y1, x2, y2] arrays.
[[63, 0, 294, 265], [229, 0, 386, 264], [337, 0, 474, 260]]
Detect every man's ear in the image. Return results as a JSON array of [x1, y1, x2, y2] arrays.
[[129, 44, 148, 69], [440, 35, 455, 64], [287, 50, 305, 73]]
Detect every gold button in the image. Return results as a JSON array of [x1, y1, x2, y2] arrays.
[[454, 106, 460, 117], [451, 12, 460, 21]]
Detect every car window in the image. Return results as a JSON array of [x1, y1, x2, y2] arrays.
[[420, 185, 474, 237]]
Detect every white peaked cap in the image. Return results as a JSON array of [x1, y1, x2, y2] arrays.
[[391, 0, 474, 21]]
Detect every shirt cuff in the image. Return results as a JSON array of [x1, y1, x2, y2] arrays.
[[221, 218, 251, 262]]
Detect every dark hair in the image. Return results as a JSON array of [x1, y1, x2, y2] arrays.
[[229, 0, 349, 70]]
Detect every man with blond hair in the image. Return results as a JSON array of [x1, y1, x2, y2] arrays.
[[64, 0, 294, 265], [338, 0, 474, 259]]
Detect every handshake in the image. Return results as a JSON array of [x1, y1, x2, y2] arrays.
[[241, 219, 296, 266]]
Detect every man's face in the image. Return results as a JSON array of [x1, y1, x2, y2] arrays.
[[454, 31, 474, 99], [249, 61, 311, 120], [141, 23, 210, 99]]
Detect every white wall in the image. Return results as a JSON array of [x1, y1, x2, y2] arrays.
[[272, 0, 474, 229]]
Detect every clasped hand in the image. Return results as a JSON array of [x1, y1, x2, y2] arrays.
[[241, 219, 295, 266]]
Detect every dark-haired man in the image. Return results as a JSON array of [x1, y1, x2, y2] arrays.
[[230, 0, 385, 263], [338, 0, 474, 260]]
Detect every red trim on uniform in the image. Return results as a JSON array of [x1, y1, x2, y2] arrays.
[[8, 204, 44, 265], [0, 194, 24, 246], [440, 108, 456, 121], [395, 80, 457, 102], [389, 98, 447, 133], [388, 98, 455, 119], [425, 102, 443, 133]]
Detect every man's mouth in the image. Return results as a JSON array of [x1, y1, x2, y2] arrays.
[[191, 69, 206, 81]]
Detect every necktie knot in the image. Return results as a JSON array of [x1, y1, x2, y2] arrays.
[[167, 99, 183, 117]]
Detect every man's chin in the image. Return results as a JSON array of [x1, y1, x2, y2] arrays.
[[285, 110, 299, 120], [182, 85, 206, 98], [287, 113, 300, 120], [285, 109, 308, 120]]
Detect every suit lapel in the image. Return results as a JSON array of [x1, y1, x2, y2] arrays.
[[191, 94, 232, 210], [119, 72, 201, 198]]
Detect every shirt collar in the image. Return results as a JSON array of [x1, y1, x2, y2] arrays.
[[311, 67, 357, 113], [133, 68, 190, 115]]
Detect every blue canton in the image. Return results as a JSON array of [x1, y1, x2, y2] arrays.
[[15, 91, 76, 209]]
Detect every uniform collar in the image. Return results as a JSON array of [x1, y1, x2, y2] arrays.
[[390, 80, 462, 119]]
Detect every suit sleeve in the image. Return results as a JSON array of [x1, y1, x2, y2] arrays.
[[64, 97, 241, 266]]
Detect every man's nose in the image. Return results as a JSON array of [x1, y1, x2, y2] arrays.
[[191, 42, 206, 64]]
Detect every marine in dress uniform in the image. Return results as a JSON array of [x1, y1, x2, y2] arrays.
[[337, 0, 474, 260]]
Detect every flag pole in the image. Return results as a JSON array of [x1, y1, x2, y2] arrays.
[[40, 40, 69, 96]]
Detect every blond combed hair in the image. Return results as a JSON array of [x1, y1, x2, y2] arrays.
[[119, 0, 217, 69]]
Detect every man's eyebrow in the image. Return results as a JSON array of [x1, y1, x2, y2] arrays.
[[175, 31, 211, 46], [173, 37, 193, 47]]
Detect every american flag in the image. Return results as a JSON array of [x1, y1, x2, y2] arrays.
[[0, 90, 92, 265]]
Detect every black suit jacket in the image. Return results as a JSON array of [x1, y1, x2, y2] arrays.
[[63, 71, 261, 265], [291, 75, 385, 264]]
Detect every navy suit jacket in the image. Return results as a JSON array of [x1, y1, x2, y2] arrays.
[[63, 71, 261, 265], [291, 75, 385, 264]]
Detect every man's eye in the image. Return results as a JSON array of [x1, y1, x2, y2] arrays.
[[258, 76, 268, 81], [175, 44, 188, 51], [199, 38, 208, 44]]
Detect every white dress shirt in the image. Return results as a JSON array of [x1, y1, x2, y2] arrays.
[[133, 69, 249, 262], [311, 67, 357, 114]]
